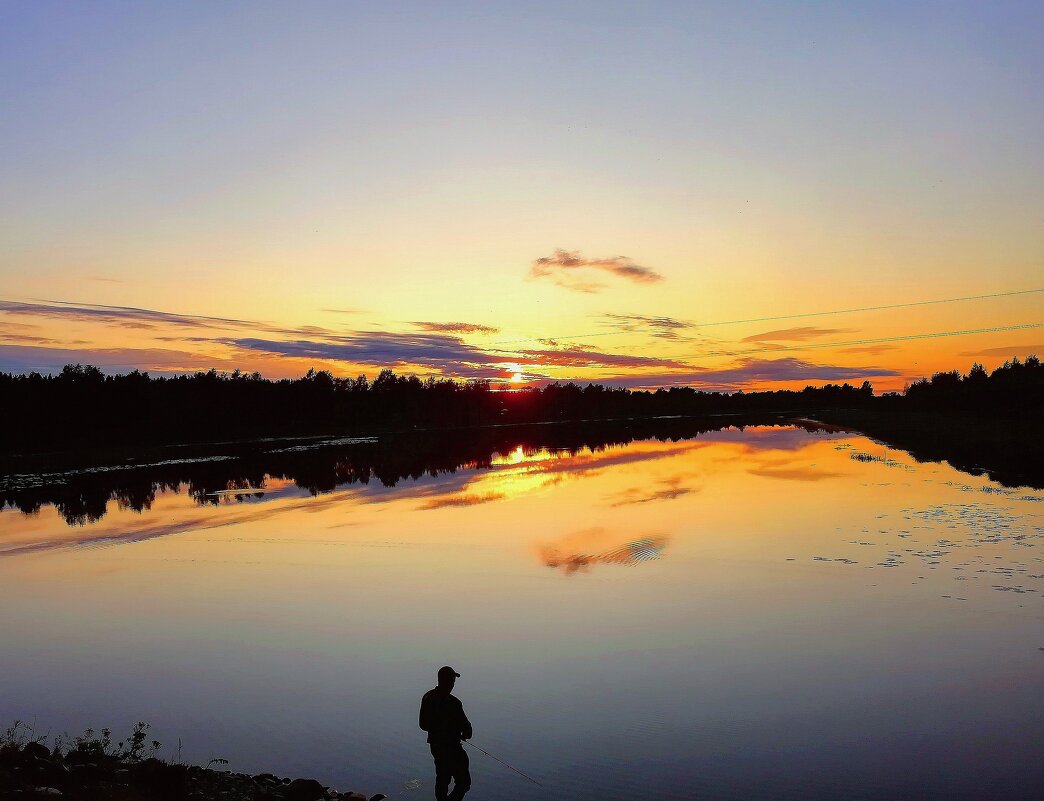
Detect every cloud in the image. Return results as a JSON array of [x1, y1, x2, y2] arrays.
[[0, 299, 331, 338], [840, 345, 897, 354], [411, 321, 500, 335], [87, 276, 126, 284], [516, 344, 688, 370], [530, 249, 663, 292], [742, 326, 855, 343], [958, 344, 1043, 358], [321, 307, 367, 315], [224, 331, 509, 379], [570, 357, 899, 392], [600, 313, 692, 339]]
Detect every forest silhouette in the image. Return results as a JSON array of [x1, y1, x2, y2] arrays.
[[0, 350, 1039, 526], [2, 356, 1039, 454]]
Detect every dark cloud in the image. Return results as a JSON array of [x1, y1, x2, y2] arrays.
[[0, 299, 332, 338], [566, 357, 899, 392], [412, 321, 500, 335], [0, 344, 236, 375], [224, 331, 508, 379], [530, 249, 663, 292], [600, 313, 693, 339], [516, 344, 688, 370], [742, 326, 855, 343]]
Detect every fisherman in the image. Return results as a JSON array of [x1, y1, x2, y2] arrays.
[[419, 665, 473, 801]]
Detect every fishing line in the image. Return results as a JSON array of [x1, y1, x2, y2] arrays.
[[488, 287, 1044, 346], [462, 740, 544, 786]]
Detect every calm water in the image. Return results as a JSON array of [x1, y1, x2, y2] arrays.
[[2, 423, 1042, 800]]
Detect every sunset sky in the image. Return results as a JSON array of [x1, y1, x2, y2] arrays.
[[1, 1, 1041, 392]]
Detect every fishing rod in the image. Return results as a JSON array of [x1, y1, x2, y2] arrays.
[[462, 740, 544, 787]]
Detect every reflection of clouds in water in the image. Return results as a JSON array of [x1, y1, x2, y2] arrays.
[[418, 492, 506, 510], [698, 426, 844, 452], [748, 465, 847, 482], [539, 527, 668, 575], [607, 475, 695, 506]]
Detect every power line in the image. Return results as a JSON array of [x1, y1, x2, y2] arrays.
[[681, 321, 1043, 360], [489, 286, 1044, 346]]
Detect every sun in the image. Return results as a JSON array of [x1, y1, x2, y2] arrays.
[[511, 371, 524, 384]]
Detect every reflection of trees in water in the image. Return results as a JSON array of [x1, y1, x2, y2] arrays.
[[3, 418, 775, 526], [3, 406, 1040, 526]]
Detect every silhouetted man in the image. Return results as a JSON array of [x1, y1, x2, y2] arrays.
[[419, 665, 473, 801]]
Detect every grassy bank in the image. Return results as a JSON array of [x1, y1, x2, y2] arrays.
[[0, 722, 391, 801]]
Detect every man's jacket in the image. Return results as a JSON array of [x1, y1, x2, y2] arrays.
[[419, 688, 473, 744]]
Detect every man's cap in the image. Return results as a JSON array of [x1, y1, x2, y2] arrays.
[[438, 665, 460, 678]]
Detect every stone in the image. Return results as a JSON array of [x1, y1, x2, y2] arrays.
[[288, 777, 327, 801], [21, 742, 51, 761]]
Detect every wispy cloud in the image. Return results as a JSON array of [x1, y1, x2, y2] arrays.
[[87, 276, 126, 284], [321, 307, 367, 315], [958, 344, 1042, 358], [0, 299, 331, 338], [515, 343, 688, 370], [530, 249, 663, 292], [600, 313, 692, 339], [0, 344, 239, 374], [412, 321, 500, 335], [224, 331, 511, 380], [742, 326, 855, 343]]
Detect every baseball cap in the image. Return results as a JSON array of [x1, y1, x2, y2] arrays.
[[438, 665, 460, 678]]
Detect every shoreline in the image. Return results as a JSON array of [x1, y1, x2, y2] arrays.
[[0, 723, 394, 801]]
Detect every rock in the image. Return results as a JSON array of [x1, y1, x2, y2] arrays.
[[22, 742, 52, 761], [369, 795, 388, 801], [288, 777, 328, 801]]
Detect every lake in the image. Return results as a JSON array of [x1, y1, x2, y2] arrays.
[[2, 420, 1042, 800]]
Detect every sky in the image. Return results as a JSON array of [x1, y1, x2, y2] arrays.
[[1, 1, 1041, 392]]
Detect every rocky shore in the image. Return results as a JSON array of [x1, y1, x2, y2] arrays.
[[0, 724, 396, 801]]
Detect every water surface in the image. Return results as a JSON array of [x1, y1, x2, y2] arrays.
[[2, 422, 1041, 800]]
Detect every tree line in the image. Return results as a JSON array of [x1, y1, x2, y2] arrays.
[[0, 356, 1039, 452]]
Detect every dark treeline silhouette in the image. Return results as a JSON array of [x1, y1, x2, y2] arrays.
[[896, 356, 1044, 411], [1, 416, 791, 526], [0, 363, 888, 453], [1, 357, 1039, 483]]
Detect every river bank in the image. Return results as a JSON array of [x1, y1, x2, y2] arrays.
[[0, 724, 393, 801]]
